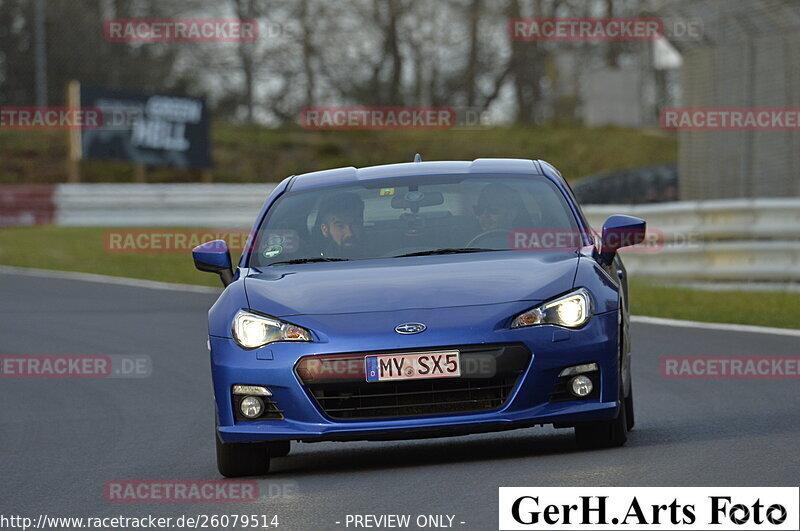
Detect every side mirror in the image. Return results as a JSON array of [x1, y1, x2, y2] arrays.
[[193, 240, 234, 287], [598, 215, 646, 264]]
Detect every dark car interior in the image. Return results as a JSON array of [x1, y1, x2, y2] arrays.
[[250, 176, 579, 266]]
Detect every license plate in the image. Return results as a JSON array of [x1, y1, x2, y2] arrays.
[[365, 350, 460, 382]]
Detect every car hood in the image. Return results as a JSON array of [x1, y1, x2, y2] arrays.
[[244, 251, 579, 317]]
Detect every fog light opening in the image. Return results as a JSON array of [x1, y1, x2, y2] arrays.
[[240, 396, 264, 418], [569, 375, 593, 398]]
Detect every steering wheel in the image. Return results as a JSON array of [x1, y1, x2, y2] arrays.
[[466, 229, 510, 249]]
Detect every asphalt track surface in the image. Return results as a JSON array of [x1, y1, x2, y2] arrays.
[[1, 270, 799, 530]]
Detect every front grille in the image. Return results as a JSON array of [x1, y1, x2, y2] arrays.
[[296, 344, 531, 420]]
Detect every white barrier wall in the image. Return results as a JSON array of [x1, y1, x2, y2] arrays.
[[582, 199, 800, 242], [55, 184, 275, 228], [51, 184, 800, 282], [584, 199, 800, 282]]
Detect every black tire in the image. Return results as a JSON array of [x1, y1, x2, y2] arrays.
[[624, 382, 635, 431], [619, 317, 634, 432], [267, 440, 291, 458], [574, 385, 628, 450], [216, 433, 271, 477]]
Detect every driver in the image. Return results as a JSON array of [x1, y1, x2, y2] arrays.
[[313, 192, 365, 257], [473, 183, 530, 233]]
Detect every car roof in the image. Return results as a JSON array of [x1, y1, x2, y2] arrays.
[[287, 158, 557, 191]]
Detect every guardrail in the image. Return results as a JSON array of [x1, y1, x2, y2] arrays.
[[584, 199, 800, 282], [55, 184, 274, 228], [583, 199, 800, 241], [2, 184, 798, 282]]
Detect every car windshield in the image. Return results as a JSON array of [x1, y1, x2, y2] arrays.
[[248, 174, 583, 267]]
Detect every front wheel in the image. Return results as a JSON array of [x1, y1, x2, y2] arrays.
[[267, 440, 291, 458], [574, 386, 628, 450], [216, 433, 271, 477]]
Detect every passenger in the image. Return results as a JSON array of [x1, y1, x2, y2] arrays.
[[473, 183, 532, 232]]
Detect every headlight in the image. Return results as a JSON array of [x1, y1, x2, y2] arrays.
[[511, 288, 592, 329], [231, 310, 313, 349]]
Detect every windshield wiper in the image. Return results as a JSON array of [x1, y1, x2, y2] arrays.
[[269, 257, 350, 266], [393, 248, 501, 258]]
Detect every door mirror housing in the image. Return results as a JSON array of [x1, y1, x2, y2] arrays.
[[598, 215, 646, 264], [193, 240, 234, 287]]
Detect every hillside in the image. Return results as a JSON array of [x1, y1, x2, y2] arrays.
[[0, 124, 676, 184]]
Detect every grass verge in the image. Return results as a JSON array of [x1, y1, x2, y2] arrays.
[[628, 281, 800, 330], [0, 226, 221, 287]]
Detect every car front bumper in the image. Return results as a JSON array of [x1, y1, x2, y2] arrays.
[[211, 309, 621, 443]]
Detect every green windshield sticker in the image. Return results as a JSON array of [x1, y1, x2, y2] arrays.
[[263, 245, 283, 258]]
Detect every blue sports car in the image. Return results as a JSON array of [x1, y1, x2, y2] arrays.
[[193, 157, 646, 477]]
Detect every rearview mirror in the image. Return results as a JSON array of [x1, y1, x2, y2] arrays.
[[193, 240, 234, 287], [390, 191, 444, 210], [598, 215, 646, 264]]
